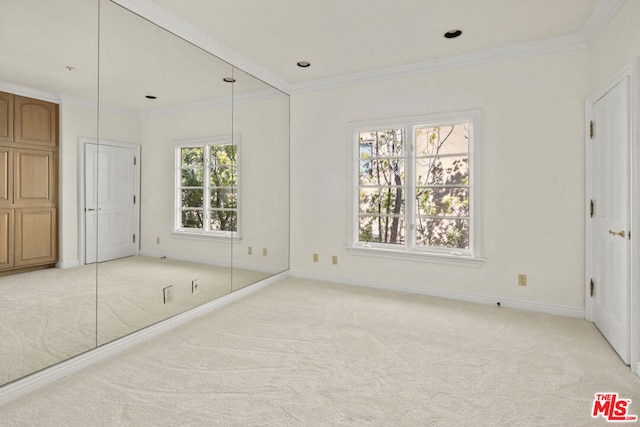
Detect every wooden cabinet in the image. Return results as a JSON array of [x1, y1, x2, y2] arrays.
[[14, 96, 57, 147], [0, 91, 58, 274], [0, 210, 12, 269], [0, 147, 12, 205], [0, 92, 13, 143], [14, 208, 56, 267]]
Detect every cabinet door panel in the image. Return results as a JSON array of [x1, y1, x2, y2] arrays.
[[14, 208, 56, 267], [14, 96, 57, 147], [0, 209, 12, 270], [0, 92, 13, 143], [14, 149, 55, 206], [0, 147, 12, 206]]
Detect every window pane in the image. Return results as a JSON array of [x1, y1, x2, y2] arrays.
[[181, 167, 204, 186], [359, 187, 405, 215], [358, 215, 405, 245], [211, 188, 236, 209], [415, 124, 469, 157], [415, 156, 468, 186], [359, 129, 405, 158], [181, 209, 203, 229], [359, 159, 404, 186], [415, 218, 469, 249], [181, 147, 204, 167], [211, 166, 237, 187], [210, 144, 236, 165], [416, 187, 469, 217], [181, 189, 203, 208], [210, 210, 237, 232]]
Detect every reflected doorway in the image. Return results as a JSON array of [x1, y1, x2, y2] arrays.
[[79, 139, 140, 264]]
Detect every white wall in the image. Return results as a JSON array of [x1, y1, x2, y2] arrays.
[[58, 103, 140, 266], [588, 0, 640, 92], [290, 50, 588, 311]]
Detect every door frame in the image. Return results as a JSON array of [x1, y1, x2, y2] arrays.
[[77, 137, 141, 265], [585, 59, 640, 375]]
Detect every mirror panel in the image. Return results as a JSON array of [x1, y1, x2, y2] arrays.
[[231, 67, 290, 291], [96, 0, 235, 345], [0, 0, 99, 385]]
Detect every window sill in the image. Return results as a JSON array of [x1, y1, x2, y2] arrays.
[[171, 230, 242, 243], [346, 246, 484, 267]]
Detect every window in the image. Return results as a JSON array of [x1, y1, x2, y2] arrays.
[[350, 111, 481, 263], [175, 137, 238, 237]]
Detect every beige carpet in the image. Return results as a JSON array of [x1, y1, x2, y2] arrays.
[[1, 277, 638, 426], [0, 256, 270, 385]]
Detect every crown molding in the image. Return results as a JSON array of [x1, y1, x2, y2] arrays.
[[581, 0, 625, 44], [110, 0, 291, 94], [0, 81, 61, 103], [139, 87, 285, 119], [290, 34, 588, 95]]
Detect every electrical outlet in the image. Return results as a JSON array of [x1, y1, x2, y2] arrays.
[[262, 248, 268, 256], [163, 285, 174, 303], [518, 274, 527, 287], [192, 279, 200, 294], [332, 255, 338, 265], [313, 253, 318, 262], [248, 246, 253, 255], [156, 237, 160, 245]]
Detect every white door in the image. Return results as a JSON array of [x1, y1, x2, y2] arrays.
[[85, 143, 137, 263], [589, 77, 631, 364]]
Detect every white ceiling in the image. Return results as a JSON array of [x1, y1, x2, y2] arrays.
[[148, 0, 606, 86], [0, 0, 622, 109]]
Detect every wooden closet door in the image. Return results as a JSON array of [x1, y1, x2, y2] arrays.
[[0, 209, 12, 270], [14, 208, 56, 267], [14, 96, 57, 147], [14, 148, 55, 206], [0, 92, 13, 143], [0, 147, 12, 206]]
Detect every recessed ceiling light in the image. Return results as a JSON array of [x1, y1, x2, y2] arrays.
[[444, 29, 462, 39], [297, 61, 311, 68], [145, 95, 157, 99], [65, 65, 75, 71], [223, 77, 236, 83]]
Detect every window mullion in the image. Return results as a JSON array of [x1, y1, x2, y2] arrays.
[[406, 126, 416, 250], [204, 145, 211, 232]]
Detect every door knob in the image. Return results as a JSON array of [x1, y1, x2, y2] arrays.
[[608, 230, 625, 238]]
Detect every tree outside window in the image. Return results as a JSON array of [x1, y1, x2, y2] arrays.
[[352, 112, 478, 259]]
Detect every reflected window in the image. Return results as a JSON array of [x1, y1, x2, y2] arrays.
[[350, 111, 480, 261], [175, 137, 238, 236]]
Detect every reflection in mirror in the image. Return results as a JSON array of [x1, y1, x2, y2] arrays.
[[230, 67, 290, 291], [96, 0, 236, 345], [0, 0, 99, 385]]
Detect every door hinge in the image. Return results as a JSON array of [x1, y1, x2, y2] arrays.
[[133, 234, 136, 243], [589, 120, 594, 139], [590, 278, 595, 297], [134, 156, 137, 166], [590, 199, 594, 218], [133, 195, 136, 204]]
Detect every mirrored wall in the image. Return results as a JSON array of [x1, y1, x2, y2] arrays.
[[0, 0, 289, 386]]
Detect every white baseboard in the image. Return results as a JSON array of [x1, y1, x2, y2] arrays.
[[0, 271, 288, 406], [289, 270, 585, 319], [55, 260, 80, 269], [138, 250, 283, 274]]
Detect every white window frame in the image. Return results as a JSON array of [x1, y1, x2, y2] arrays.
[[348, 111, 483, 266], [173, 135, 241, 240]]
